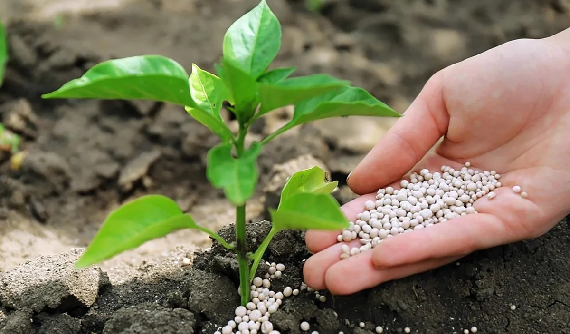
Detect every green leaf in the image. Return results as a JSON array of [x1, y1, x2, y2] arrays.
[[190, 64, 230, 116], [222, 0, 281, 77], [264, 85, 401, 143], [42, 55, 197, 108], [0, 21, 8, 86], [279, 166, 338, 208], [75, 195, 199, 268], [270, 193, 350, 231], [186, 64, 234, 142], [294, 85, 400, 120], [257, 74, 349, 114], [206, 142, 263, 206], [220, 58, 258, 119], [257, 67, 296, 83]]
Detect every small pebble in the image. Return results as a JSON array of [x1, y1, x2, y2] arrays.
[[471, 326, 477, 333], [521, 191, 528, 198], [510, 304, 516, 310], [512, 185, 521, 193], [375, 327, 383, 333], [404, 327, 410, 333]]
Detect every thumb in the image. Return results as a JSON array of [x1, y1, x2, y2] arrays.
[[347, 71, 450, 194]]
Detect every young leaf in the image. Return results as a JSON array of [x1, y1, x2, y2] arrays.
[[206, 142, 263, 206], [257, 74, 349, 114], [0, 21, 8, 86], [222, 0, 281, 77], [42, 55, 197, 108], [257, 67, 296, 83], [220, 58, 258, 119], [187, 64, 234, 142], [220, 58, 257, 105], [75, 195, 199, 268], [270, 192, 350, 231], [190, 64, 230, 116], [279, 166, 338, 208], [263, 85, 401, 143]]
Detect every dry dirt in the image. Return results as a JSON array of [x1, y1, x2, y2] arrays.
[[0, 0, 569, 333]]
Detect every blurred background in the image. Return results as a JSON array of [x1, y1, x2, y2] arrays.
[[0, 0, 568, 273]]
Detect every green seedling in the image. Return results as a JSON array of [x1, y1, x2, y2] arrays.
[[0, 20, 21, 155], [41, 0, 401, 306], [305, 0, 326, 12], [0, 19, 7, 87], [0, 124, 21, 154]]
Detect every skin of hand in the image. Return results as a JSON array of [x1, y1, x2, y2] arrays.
[[303, 28, 570, 295]]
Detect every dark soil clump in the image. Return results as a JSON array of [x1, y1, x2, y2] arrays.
[[2, 220, 570, 333]]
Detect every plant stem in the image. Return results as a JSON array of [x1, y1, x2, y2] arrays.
[[236, 204, 249, 305], [249, 226, 278, 280], [235, 119, 250, 306], [193, 224, 235, 250], [261, 123, 292, 145]]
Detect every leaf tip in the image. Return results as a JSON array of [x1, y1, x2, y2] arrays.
[[74, 257, 92, 269]]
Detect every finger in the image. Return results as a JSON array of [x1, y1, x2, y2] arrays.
[[303, 239, 363, 290], [324, 250, 461, 295], [305, 193, 377, 253], [370, 214, 499, 270], [347, 72, 450, 195], [545, 27, 570, 52]]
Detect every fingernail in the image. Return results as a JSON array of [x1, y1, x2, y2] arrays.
[[347, 171, 352, 181]]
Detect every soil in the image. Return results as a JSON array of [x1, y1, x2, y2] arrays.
[[0, 0, 569, 333]]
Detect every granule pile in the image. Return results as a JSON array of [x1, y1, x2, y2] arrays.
[[335, 162, 526, 259], [216, 263, 298, 334]]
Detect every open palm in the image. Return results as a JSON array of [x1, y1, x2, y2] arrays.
[[303, 29, 570, 295]]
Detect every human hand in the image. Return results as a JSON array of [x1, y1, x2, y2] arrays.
[[303, 28, 570, 295]]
